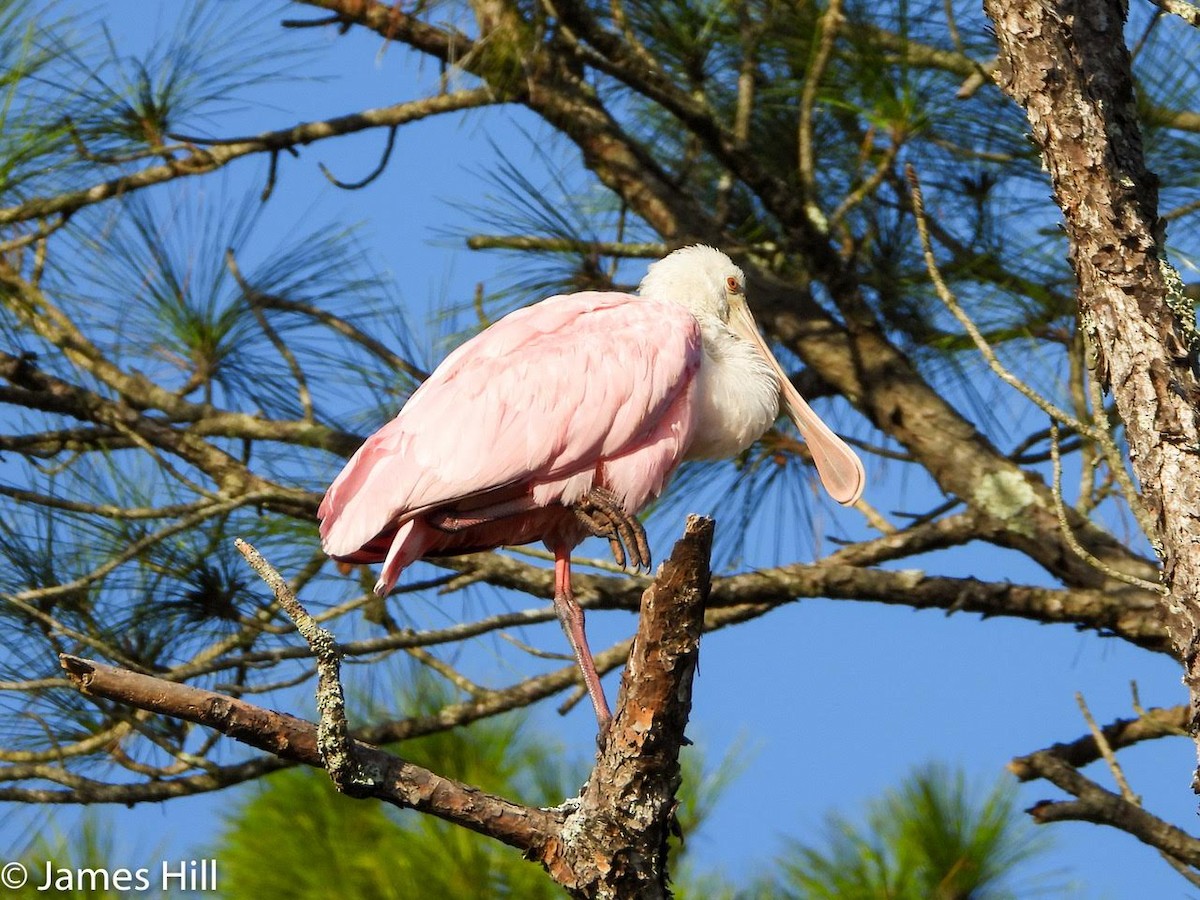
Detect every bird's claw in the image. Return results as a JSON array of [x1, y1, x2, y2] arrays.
[[573, 487, 651, 572], [607, 536, 627, 569]]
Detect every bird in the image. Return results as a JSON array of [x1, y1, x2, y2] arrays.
[[318, 245, 865, 732]]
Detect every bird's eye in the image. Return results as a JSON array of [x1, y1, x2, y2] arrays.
[[726, 276, 742, 294]]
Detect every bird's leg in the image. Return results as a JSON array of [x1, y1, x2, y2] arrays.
[[553, 547, 612, 734], [572, 487, 651, 572]]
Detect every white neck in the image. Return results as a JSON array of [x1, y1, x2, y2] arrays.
[[685, 319, 780, 460]]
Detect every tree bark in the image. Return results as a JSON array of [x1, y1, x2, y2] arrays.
[[541, 516, 712, 898], [983, 0, 1200, 781]]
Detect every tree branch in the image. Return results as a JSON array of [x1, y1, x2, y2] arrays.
[[0, 91, 498, 227], [542, 515, 713, 896], [58, 653, 562, 852], [1012, 748, 1200, 869], [1011, 706, 1189, 775]]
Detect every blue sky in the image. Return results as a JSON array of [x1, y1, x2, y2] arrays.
[[2, 2, 1196, 896]]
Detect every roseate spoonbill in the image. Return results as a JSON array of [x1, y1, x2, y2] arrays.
[[318, 245, 864, 731]]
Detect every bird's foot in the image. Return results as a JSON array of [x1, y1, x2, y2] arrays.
[[572, 487, 651, 572]]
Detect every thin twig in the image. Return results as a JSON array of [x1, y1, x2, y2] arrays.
[[0, 720, 136, 764], [557, 684, 588, 716], [466, 235, 667, 257], [797, 0, 843, 233], [829, 139, 900, 230], [1067, 330, 1099, 514], [226, 250, 315, 421], [216, 666, 317, 695], [0, 216, 69, 257], [107, 418, 221, 500], [0, 90, 498, 228], [168, 603, 565, 681], [943, 0, 964, 52], [907, 165, 1102, 439], [249, 291, 428, 382], [1076, 691, 1139, 802], [0, 486, 219, 520], [318, 124, 399, 189], [606, 0, 660, 73], [501, 631, 573, 661], [235, 539, 368, 794], [404, 646, 488, 697], [1049, 424, 1165, 593], [261, 149, 281, 201], [1081, 329, 1159, 539], [734, 0, 761, 145], [6, 492, 272, 607]]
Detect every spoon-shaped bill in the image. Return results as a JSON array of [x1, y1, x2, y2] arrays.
[[728, 301, 866, 506]]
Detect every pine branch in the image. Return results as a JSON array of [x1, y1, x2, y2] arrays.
[[0, 91, 497, 228], [466, 235, 668, 258], [0, 350, 315, 513]]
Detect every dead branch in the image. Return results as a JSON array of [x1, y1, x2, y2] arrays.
[[236, 539, 364, 793], [1010, 704, 1200, 876], [1011, 749, 1200, 870], [542, 515, 713, 896], [58, 653, 559, 851], [1010, 706, 1189, 775]]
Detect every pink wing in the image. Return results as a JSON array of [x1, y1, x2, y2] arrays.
[[318, 291, 702, 559]]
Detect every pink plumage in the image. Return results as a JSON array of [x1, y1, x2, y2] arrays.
[[318, 291, 702, 592]]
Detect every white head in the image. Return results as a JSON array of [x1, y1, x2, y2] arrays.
[[640, 245, 866, 506], [638, 245, 745, 321]]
